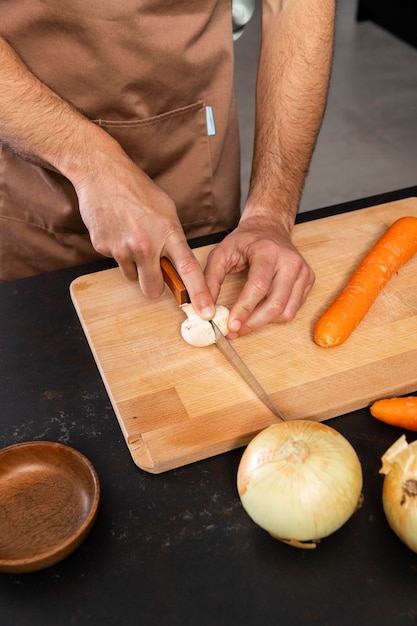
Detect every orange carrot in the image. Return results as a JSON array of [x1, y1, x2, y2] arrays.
[[370, 397, 417, 431], [314, 216, 417, 347]]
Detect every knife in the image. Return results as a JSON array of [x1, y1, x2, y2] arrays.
[[160, 257, 286, 421]]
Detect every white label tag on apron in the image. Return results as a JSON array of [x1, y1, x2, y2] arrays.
[[206, 106, 216, 136]]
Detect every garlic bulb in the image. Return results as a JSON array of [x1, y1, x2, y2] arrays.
[[180, 304, 229, 347], [237, 420, 363, 548], [380, 435, 417, 553]]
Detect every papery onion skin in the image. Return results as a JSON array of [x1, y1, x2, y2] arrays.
[[237, 420, 363, 546], [380, 435, 417, 553]]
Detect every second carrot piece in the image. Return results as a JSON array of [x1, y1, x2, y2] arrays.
[[370, 397, 417, 431]]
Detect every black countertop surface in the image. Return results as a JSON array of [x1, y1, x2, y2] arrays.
[[2, 187, 417, 626]]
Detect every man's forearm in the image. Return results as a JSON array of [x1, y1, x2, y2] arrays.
[[246, 0, 335, 227], [0, 36, 114, 183]]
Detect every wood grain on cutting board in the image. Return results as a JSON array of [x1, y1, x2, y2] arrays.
[[70, 198, 417, 472]]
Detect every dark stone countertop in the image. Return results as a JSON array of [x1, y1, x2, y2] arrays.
[[1, 187, 417, 626]]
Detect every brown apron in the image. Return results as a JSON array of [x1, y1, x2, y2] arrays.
[[0, 0, 241, 281]]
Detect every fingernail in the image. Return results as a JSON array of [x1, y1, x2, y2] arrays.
[[201, 306, 215, 320], [229, 319, 241, 332]]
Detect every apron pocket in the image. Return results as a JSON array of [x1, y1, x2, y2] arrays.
[[96, 101, 214, 231]]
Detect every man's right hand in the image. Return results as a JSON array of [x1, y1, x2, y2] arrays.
[[73, 130, 216, 319], [0, 36, 215, 320]]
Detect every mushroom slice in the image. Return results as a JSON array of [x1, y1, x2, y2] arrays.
[[180, 304, 230, 347]]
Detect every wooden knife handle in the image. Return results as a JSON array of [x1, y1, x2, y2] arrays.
[[160, 257, 190, 306]]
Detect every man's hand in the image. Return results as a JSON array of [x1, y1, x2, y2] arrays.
[[74, 137, 216, 320], [203, 215, 315, 338], [203, 0, 334, 338], [0, 36, 215, 320]]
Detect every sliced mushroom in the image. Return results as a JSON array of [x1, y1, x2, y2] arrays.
[[180, 304, 230, 347]]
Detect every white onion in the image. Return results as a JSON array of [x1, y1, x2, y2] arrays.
[[380, 435, 417, 553], [237, 420, 363, 548]]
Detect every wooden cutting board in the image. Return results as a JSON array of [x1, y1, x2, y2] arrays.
[[70, 198, 417, 473]]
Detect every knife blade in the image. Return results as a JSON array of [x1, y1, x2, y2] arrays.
[[161, 257, 286, 421]]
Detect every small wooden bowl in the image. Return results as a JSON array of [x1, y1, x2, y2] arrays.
[[0, 441, 100, 573]]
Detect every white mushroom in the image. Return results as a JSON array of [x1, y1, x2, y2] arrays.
[[180, 304, 230, 347]]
